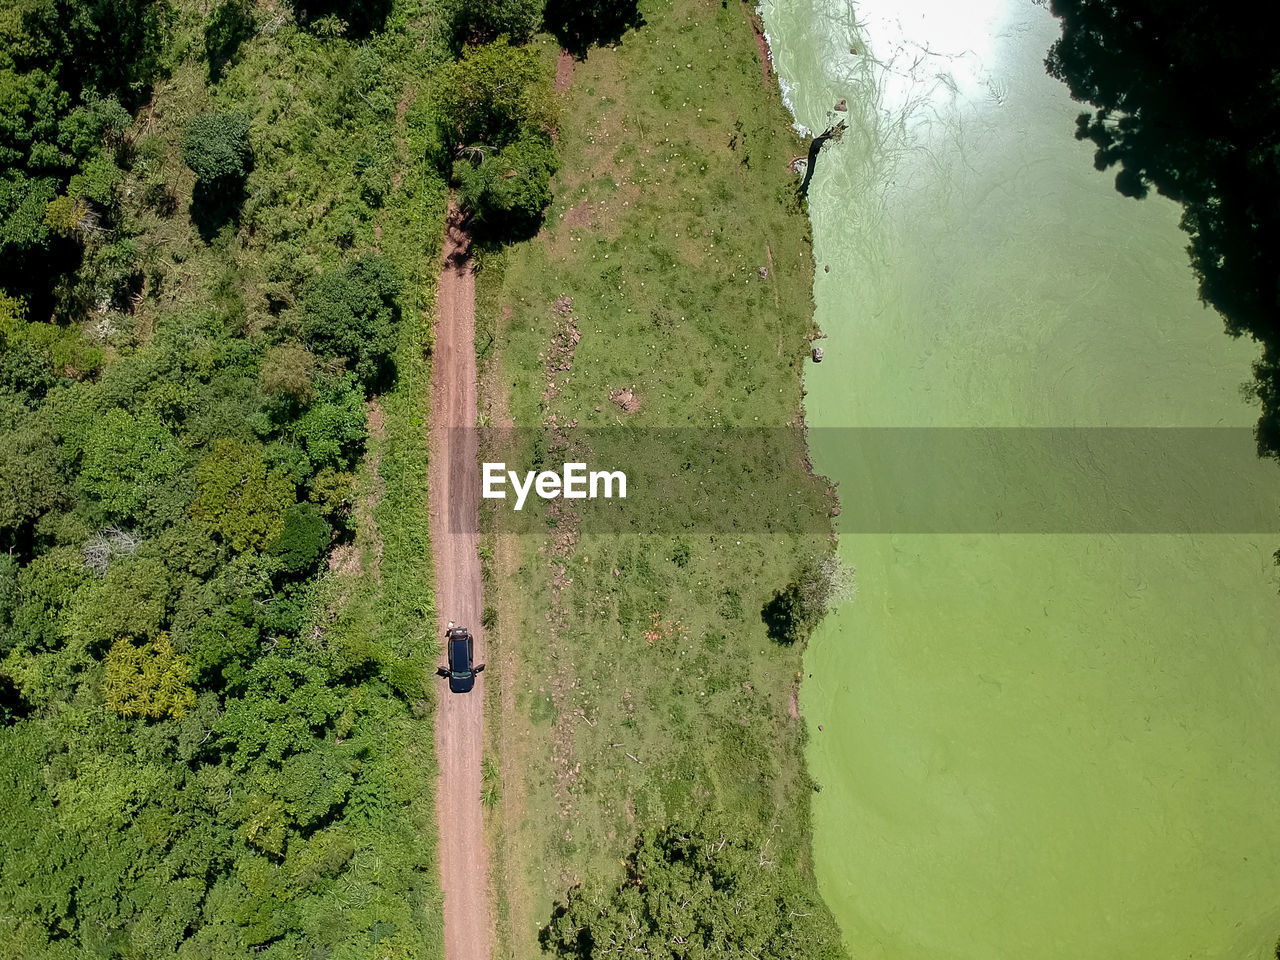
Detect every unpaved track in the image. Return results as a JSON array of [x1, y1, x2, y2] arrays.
[[430, 203, 490, 960]]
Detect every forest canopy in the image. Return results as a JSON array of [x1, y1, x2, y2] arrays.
[[0, 0, 449, 952]]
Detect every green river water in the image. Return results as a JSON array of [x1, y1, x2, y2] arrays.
[[761, 1, 1280, 957]]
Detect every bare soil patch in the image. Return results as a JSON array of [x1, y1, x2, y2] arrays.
[[554, 49, 575, 93], [609, 387, 642, 413]]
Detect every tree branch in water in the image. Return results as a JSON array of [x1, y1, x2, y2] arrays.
[[799, 120, 847, 196]]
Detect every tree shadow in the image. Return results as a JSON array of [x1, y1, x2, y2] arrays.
[[190, 179, 247, 244], [544, 0, 645, 58], [0, 674, 28, 725], [469, 208, 547, 246], [288, 0, 393, 37], [760, 585, 802, 645], [205, 0, 256, 83]]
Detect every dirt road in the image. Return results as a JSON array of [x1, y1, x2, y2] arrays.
[[430, 204, 490, 960]]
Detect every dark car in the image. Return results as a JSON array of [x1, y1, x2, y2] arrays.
[[437, 625, 484, 693]]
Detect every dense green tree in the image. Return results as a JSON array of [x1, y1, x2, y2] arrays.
[[1045, 0, 1280, 454], [58, 94, 133, 161], [182, 110, 252, 185], [300, 256, 401, 391], [277, 745, 356, 829], [433, 39, 558, 235], [268, 503, 332, 575], [0, 553, 18, 629], [0, 291, 23, 328], [78, 407, 183, 521], [0, 172, 57, 263], [186, 607, 260, 687], [291, 374, 367, 469], [456, 134, 558, 232], [0, 339, 58, 402], [263, 438, 313, 486], [68, 555, 173, 649], [433, 39, 554, 156], [4, 545, 87, 653], [216, 655, 343, 767], [0, 417, 64, 546], [192, 438, 294, 551], [542, 822, 846, 959], [10, 0, 173, 103], [0, 310, 103, 383], [183, 110, 253, 239], [0, 70, 68, 170]]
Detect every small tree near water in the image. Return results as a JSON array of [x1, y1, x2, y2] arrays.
[[542, 822, 847, 960], [762, 554, 852, 646]]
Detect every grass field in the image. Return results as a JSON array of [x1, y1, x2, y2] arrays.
[[474, 2, 840, 954]]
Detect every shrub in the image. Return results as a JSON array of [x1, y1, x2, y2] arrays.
[[301, 256, 401, 391], [542, 822, 846, 959], [456, 136, 557, 234], [268, 503, 332, 575], [761, 555, 840, 646], [181, 112, 252, 184], [191, 439, 294, 551]]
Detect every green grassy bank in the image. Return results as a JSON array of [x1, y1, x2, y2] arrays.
[[474, 1, 845, 954]]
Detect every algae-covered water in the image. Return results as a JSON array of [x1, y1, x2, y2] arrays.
[[761, 0, 1280, 957]]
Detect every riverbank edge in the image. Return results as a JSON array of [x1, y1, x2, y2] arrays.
[[753, 0, 858, 952]]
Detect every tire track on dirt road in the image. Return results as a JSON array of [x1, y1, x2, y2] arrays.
[[430, 203, 490, 960]]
